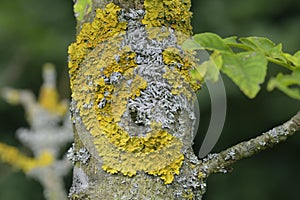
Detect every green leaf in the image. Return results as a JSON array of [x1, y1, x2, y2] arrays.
[[223, 36, 253, 51], [193, 32, 232, 52], [231, 36, 296, 70], [267, 69, 300, 100], [295, 50, 300, 59], [223, 36, 238, 45], [221, 51, 268, 98], [189, 33, 300, 99], [74, 0, 92, 22], [182, 38, 202, 50], [239, 37, 276, 54], [283, 51, 300, 67], [190, 67, 205, 84], [192, 51, 223, 83], [268, 44, 286, 61], [206, 51, 223, 82]]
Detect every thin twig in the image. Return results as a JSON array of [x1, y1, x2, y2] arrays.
[[201, 111, 300, 176]]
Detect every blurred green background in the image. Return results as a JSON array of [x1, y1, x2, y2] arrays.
[[0, 0, 299, 199]]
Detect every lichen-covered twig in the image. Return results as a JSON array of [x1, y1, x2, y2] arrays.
[[0, 63, 73, 200], [201, 111, 300, 176]]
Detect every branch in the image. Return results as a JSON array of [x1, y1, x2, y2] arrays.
[[201, 111, 300, 176]]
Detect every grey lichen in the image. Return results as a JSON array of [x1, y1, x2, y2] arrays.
[[117, 8, 197, 149], [67, 143, 91, 165], [69, 166, 90, 197], [17, 113, 73, 158], [201, 112, 300, 176], [174, 149, 205, 199]]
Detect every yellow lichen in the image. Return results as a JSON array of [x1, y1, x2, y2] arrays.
[[142, 0, 193, 36], [1, 88, 20, 105], [39, 88, 67, 114], [198, 171, 206, 179], [2, 63, 68, 117], [162, 47, 201, 92], [68, 3, 127, 89], [183, 189, 194, 200], [130, 75, 148, 98], [102, 165, 119, 174], [0, 143, 54, 172], [148, 154, 184, 184], [145, 26, 171, 41], [38, 63, 68, 115], [111, 72, 147, 122]]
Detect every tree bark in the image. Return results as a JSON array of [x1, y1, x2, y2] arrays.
[[67, 0, 300, 199], [68, 0, 205, 199]]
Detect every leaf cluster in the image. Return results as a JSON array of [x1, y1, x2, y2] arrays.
[[183, 33, 300, 100]]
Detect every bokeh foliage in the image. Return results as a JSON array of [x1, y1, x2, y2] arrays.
[[0, 0, 299, 199]]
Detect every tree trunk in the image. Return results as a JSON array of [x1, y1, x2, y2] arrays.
[[68, 0, 206, 199]]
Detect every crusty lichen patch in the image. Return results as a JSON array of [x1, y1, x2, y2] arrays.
[[142, 0, 193, 36], [69, 2, 199, 185], [68, 3, 127, 89], [162, 47, 201, 92]]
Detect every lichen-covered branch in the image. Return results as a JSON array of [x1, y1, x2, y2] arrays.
[[0, 64, 73, 200], [201, 111, 300, 176]]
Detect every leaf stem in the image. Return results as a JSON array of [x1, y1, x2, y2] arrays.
[[267, 57, 294, 71], [227, 43, 294, 71]]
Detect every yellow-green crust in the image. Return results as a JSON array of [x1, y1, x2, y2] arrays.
[[162, 47, 201, 92], [68, 3, 127, 90], [142, 0, 193, 36]]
